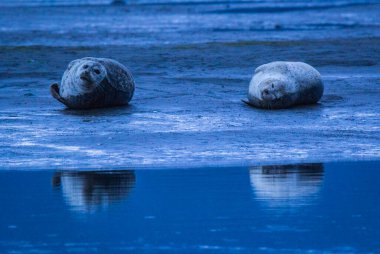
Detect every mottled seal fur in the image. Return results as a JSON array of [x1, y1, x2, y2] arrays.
[[243, 61, 324, 109], [50, 57, 135, 109]]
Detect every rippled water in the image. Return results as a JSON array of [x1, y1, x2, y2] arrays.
[[1, 0, 379, 6], [0, 0, 379, 46], [1, 161, 380, 253]]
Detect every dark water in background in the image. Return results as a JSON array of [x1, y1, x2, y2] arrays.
[[1, 161, 380, 253], [0, 0, 379, 46]]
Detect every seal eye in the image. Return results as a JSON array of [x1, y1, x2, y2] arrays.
[[271, 83, 274, 88], [94, 69, 100, 75], [83, 65, 89, 69]]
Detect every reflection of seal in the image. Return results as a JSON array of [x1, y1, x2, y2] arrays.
[[249, 164, 324, 208], [50, 57, 135, 109], [53, 170, 135, 213], [243, 61, 323, 109]]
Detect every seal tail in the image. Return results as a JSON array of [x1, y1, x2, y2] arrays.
[[50, 83, 67, 105], [241, 99, 255, 107]]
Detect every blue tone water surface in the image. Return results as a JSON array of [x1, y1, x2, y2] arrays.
[[1, 161, 380, 253], [1, 0, 379, 46]]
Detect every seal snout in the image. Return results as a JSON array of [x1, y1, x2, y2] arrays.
[[261, 86, 277, 101], [78, 62, 104, 87], [259, 80, 286, 102], [80, 72, 90, 83]]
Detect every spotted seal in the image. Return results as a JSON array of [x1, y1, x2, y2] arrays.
[[50, 57, 135, 109], [243, 61, 324, 109]]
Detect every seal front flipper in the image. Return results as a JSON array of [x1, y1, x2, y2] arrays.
[[50, 83, 67, 105]]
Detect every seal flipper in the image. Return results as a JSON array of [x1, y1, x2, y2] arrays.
[[50, 83, 67, 105], [241, 99, 256, 107]]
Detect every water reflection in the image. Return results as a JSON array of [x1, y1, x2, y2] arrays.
[[249, 163, 324, 208], [53, 170, 135, 213]]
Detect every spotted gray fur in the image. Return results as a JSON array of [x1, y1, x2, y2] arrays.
[[243, 61, 324, 109], [50, 57, 135, 109]]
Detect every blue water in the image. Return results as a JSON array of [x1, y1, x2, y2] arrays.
[[0, 0, 378, 6], [1, 161, 380, 253], [0, 0, 379, 46]]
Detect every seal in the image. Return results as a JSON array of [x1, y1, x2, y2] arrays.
[[50, 57, 135, 109], [243, 61, 323, 109]]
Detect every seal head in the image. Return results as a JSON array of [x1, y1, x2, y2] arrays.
[[62, 59, 107, 97], [259, 79, 286, 101], [247, 77, 296, 109], [77, 61, 106, 93]]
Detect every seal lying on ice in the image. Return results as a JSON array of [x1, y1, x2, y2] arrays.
[[50, 57, 135, 109], [243, 61, 323, 109]]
